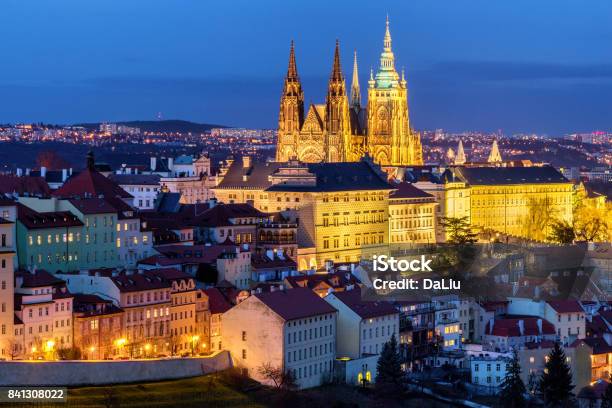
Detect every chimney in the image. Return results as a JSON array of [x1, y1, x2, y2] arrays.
[[62, 169, 68, 182], [167, 157, 174, 171], [40, 167, 47, 178], [242, 156, 251, 169], [69, 168, 73, 175], [150, 157, 157, 171], [270, 286, 277, 292], [25, 168, 31, 176], [16, 168, 22, 177], [489, 318, 495, 335], [537, 318, 543, 335], [518, 319, 525, 336], [207, 197, 217, 208]]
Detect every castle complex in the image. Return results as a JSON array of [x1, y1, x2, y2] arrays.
[[275, 18, 423, 167]]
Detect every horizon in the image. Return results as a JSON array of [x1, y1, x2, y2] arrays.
[[1, 0, 612, 134]]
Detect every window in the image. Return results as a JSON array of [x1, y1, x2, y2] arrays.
[[242, 331, 247, 341], [242, 349, 247, 359]]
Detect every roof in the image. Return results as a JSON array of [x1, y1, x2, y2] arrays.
[[576, 337, 612, 355], [154, 192, 182, 213], [53, 168, 132, 199], [203, 287, 233, 314], [16, 270, 66, 288], [195, 203, 268, 227], [0, 174, 51, 196], [284, 271, 360, 291], [30, 169, 67, 184], [390, 182, 434, 200], [216, 161, 282, 190], [329, 288, 398, 319], [253, 287, 337, 321], [17, 204, 83, 230], [138, 243, 239, 267], [454, 166, 569, 185], [68, 198, 118, 214], [216, 159, 393, 192], [109, 271, 172, 293], [0, 217, 13, 225], [108, 173, 160, 186], [547, 300, 585, 314], [251, 254, 297, 269], [266, 161, 393, 192], [485, 316, 556, 337]]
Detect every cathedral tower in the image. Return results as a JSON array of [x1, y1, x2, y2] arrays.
[[366, 17, 423, 166], [455, 139, 467, 164], [488, 139, 502, 163], [350, 50, 361, 109], [276, 41, 305, 162], [324, 40, 351, 162]]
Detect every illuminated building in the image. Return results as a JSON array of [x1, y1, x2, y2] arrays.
[[450, 166, 574, 240], [13, 270, 73, 360], [221, 287, 337, 389], [388, 182, 437, 245], [275, 18, 423, 167], [0, 199, 16, 359], [73, 294, 124, 360]]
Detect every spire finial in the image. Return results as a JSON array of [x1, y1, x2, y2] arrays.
[[287, 40, 298, 80], [330, 39, 343, 81], [350, 50, 361, 108]]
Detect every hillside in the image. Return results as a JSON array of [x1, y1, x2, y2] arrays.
[[76, 120, 226, 133]]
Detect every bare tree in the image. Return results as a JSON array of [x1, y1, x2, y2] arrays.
[[257, 362, 297, 390]]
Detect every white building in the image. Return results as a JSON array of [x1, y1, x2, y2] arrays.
[[324, 287, 399, 358], [108, 174, 161, 210], [13, 270, 73, 359], [222, 287, 337, 389], [507, 298, 586, 345], [470, 353, 511, 391], [434, 296, 462, 350], [0, 199, 16, 359], [115, 216, 153, 268]]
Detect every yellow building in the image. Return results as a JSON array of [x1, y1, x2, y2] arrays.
[[275, 18, 422, 167], [389, 182, 437, 245], [214, 158, 394, 270], [451, 166, 574, 241]]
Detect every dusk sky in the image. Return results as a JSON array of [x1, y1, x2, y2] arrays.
[[2, 0, 612, 134]]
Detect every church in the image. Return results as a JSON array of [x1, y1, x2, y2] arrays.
[[275, 18, 423, 167]]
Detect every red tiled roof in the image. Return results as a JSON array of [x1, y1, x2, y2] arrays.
[[146, 267, 193, 283], [0, 175, 51, 196], [68, 198, 118, 214], [192, 203, 268, 227], [254, 287, 337, 321], [204, 287, 233, 314], [251, 254, 296, 269], [285, 271, 359, 291], [53, 168, 132, 199], [329, 287, 397, 319], [485, 317, 556, 337], [139, 244, 239, 266], [547, 300, 585, 314], [16, 269, 66, 288], [109, 271, 171, 293], [587, 315, 609, 337], [17, 204, 83, 229]]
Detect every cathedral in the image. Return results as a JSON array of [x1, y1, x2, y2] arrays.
[[275, 18, 423, 167]]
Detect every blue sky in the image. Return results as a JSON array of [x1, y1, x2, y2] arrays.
[[1, 0, 612, 134]]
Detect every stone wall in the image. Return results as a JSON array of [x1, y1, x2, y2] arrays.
[[0, 351, 231, 386]]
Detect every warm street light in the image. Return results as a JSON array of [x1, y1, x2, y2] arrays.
[[190, 335, 200, 356]]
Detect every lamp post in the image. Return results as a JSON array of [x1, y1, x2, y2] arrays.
[[190, 335, 200, 356]]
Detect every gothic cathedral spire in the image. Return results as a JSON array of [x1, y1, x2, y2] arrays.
[[455, 139, 467, 164], [488, 139, 503, 163], [350, 50, 361, 109], [325, 40, 350, 162], [276, 41, 304, 162]]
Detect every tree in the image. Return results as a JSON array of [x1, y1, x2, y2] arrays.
[[539, 342, 575, 407], [601, 376, 612, 408], [500, 350, 527, 408], [440, 216, 478, 246], [548, 220, 576, 244], [257, 363, 297, 390], [523, 196, 557, 242], [376, 334, 404, 394]]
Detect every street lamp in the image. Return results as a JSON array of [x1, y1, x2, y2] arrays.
[[115, 338, 127, 358], [144, 343, 152, 358], [190, 335, 200, 356]]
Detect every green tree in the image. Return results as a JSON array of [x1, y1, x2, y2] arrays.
[[500, 350, 527, 408], [548, 220, 576, 244], [376, 334, 404, 394], [440, 216, 478, 246], [539, 342, 575, 407], [601, 376, 612, 408]]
